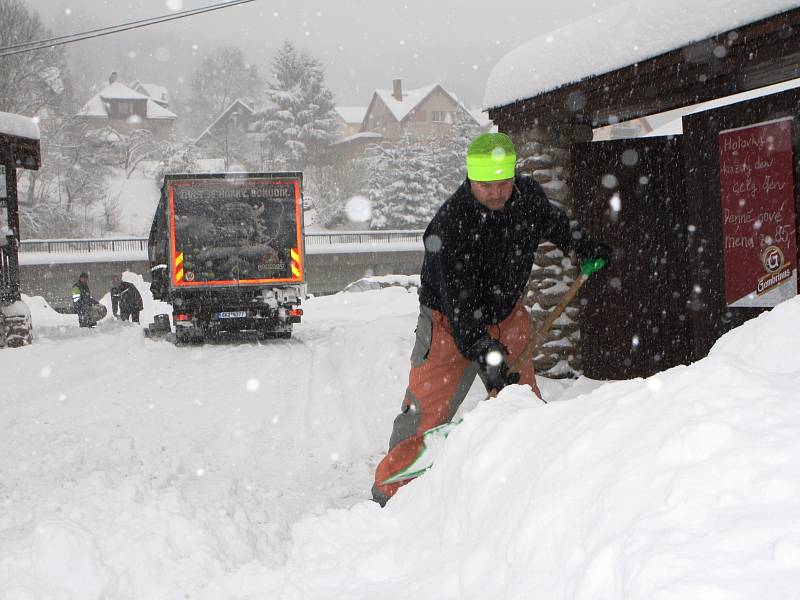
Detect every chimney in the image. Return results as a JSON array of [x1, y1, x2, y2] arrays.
[[108, 71, 118, 85], [392, 79, 403, 101]]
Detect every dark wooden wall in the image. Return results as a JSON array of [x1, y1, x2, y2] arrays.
[[572, 136, 693, 379]]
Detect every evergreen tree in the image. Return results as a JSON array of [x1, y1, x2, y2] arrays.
[[434, 113, 480, 196], [256, 41, 338, 170], [367, 133, 443, 229]]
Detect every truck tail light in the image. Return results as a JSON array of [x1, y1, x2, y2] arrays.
[[175, 312, 192, 321], [288, 308, 303, 317]]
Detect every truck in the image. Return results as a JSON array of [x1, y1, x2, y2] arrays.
[[146, 172, 306, 344]]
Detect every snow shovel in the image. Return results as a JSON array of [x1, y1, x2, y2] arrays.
[[507, 257, 607, 377], [381, 258, 607, 487]]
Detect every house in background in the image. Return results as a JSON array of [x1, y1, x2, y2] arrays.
[[76, 72, 176, 140], [131, 80, 170, 109], [334, 106, 367, 139], [193, 98, 270, 169], [360, 79, 482, 141]]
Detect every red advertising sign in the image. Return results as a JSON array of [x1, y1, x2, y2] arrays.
[[719, 117, 797, 307]]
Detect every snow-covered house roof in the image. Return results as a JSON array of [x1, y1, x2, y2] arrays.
[[362, 80, 480, 135], [484, 0, 800, 109], [194, 98, 255, 145], [372, 84, 439, 122], [76, 82, 177, 120], [131, 81, 169, 107], [335, 106, 367, 125], [0, 112, 40, 140]]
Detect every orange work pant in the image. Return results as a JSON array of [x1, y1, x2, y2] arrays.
[[372, 302, 540, 505]]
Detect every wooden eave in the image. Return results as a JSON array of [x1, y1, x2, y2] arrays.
[[489, 7, 800, 129]]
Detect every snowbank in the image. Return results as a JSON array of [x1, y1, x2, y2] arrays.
[[278, 297, 800, 599]]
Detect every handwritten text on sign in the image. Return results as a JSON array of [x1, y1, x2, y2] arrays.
[[719, 118, 797, 307]]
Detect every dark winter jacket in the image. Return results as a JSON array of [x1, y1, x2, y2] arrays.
[[70, 280, 94, 312], [418, 175, 605, 361], [111, 281, 143, 316]]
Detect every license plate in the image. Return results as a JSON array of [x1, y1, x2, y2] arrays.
[[217, 311, 247, 319]]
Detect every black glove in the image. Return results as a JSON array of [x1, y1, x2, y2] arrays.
[[471, 337, 521, 393]]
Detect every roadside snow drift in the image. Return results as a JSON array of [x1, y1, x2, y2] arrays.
[[280, 297, 800, 600], [1, 287, 799, 599]]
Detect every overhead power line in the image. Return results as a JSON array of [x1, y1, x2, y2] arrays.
[[0, 0, 257, 58]]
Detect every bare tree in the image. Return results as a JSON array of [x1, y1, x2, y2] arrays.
[[188, 45, 262, 132], [0, 0, 68, 116]]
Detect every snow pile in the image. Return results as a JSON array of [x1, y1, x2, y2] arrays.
[[279, 298, 800, 599], [1, 283, 799, 598], [485, 0, 799, 109]]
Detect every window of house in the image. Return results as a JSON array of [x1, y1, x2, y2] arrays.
[[115, 101, 134, 116], [431, 111, 449, 122]]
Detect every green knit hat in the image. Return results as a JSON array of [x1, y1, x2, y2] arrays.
[[466, 132, 516, 181]]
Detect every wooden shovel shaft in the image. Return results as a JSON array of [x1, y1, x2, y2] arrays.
[[509, 272, 589, 372]]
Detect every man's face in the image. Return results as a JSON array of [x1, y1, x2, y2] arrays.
[[469, 178, 514, 211]]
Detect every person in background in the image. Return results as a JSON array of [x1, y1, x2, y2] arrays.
[[372, 132, 612, 506], [71, 272, 101, 327], [110, 274, 144, 323]]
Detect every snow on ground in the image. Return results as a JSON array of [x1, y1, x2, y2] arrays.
[[1, 282, 799, 599], [103, 175, 161, 238]]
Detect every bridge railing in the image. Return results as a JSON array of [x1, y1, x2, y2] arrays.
[[19, 231, 425, 254], [19, 238, 149, 253]]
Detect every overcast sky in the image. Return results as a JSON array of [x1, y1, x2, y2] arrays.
[[27, 0, 626, 108]]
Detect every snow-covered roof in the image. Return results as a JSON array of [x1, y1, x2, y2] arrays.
[[99, 82, 150, 101], [0, 111, 40, 140], [335, 106, 367, 124], [193, 98, 255, 144], [144, 99, 177, 120], [374, 84, 439, 122], [485, 0, 800, 109], [77, 82, 176, 120], [333, 131, 383, 145], [133, 81, 169, 103]]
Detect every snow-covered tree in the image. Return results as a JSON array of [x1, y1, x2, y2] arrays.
[[367, 133, 445, 229], [255, 41, 338, 170], [433, 112, 480, 195], [21, 119, 110, 237], [0, 0, 68, 116], [188, 45, 262, 131], [152, 139, 202, 184]]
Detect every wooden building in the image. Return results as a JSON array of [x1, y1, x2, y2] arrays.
[[485, 3, 800, 379]]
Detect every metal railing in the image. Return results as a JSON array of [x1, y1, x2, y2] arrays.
[[18, 231, 425, 254], [19, 238, 149, 253], [304, 230, 424, 245]]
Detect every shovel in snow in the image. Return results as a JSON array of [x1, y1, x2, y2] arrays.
[[486, 257, 607, 400]]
